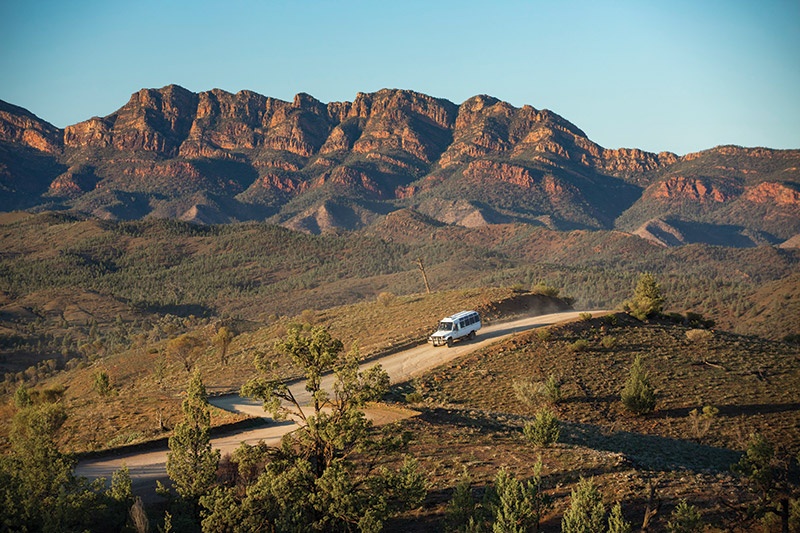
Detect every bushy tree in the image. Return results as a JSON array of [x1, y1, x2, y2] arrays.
[[446, 469, 480, 532], [13, 383, 32, 408], [561, 477, 606, 533], [625, 273, 665, 320], [167, 334, 204, 373], [666, 500, 703, 533], [94, 369, 112, 396], [204, 324, 426, 531], [607, 502, 631, 533], [0, 403, 132, 532], [166, 369, 220, 503], [212, 326, 234, 365], [731, 433, 798, 533], [621, 355, 656, 415], [490, 465, 550, 533], [446, 464, 550, 533], [523, 409, 560, 447]]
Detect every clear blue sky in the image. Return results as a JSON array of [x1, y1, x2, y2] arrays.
[[1, 0, 798, 155]]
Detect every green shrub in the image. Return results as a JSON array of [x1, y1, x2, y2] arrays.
[[621, 355, 656, 415], [542, 374, 563, 404], [14, 385, 32, 408], [666, 500, 703, 533], [602, 314, 618, 326], [561, 477, 606, 533], [579, 312, 593, 321], [490, 466, 550, 533], [523, 408, 560, 447], [94, 371, 111, 396], [570, 339, 590, 353], [601, 335, 617, 349], [607, 501, 632, 533], [445, 469, 478, 532], [404, 391, 424, 404], [536, 328, 552, 342], [625, 273, 665, 320], [531, 283, 560, 298]]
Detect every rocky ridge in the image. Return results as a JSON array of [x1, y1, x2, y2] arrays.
[[1, 85, 798, 246]]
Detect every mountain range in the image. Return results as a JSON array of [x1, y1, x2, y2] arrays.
[[1, 85, 798, 247]]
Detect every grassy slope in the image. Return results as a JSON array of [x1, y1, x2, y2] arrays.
[[0, 288, 558, 453], [385, 312, 800, 531]]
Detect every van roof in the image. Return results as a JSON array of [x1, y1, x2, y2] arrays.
[[445, 310, 479, 321]]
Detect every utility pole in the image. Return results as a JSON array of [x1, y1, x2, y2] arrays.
[[416, 257, 431, 294]]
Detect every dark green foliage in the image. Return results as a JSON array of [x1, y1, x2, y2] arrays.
[[625, 272, 665, 320], [531, 282, 560, 297], [207, 325, 426, 531], [0, 403, 132, 532], [600, 335, 617, 349], [445, 464, 551, 533], [94, 369, 112, 396], [607, 502, 631, 533], [445, 469, 480, 532], [489, 466, 551, 533], [523, 409, 560, 447], [13, 383, 32, 408], [166, 369, 220, 502], [730, 432, 799, 533], [620, 355, 656, 415], [666, 500, 703, 533], [570, 339, 590, 352], [732, 433, 775, 494], [561, 477, 606, 533], [542, 374, 563, 404]]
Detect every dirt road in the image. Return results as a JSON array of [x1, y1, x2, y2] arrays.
[[75, 310, 592, 496]]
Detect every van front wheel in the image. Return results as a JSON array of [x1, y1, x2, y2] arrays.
[[446, 338, 453, 348]]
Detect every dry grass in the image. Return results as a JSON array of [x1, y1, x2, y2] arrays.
[[408, 313, 800, 459], [382, 410, 752, 532], [381, 312, 800, 531], [0, 288, 557, 453]]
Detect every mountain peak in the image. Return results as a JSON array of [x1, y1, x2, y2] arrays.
[[1, 87, 798, 245]]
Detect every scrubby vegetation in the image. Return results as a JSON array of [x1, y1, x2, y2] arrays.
[[0, 213, 798, 531], [404, 311, 800, 531]]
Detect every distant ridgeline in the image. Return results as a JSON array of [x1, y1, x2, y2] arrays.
[[0, 87, 798, 247]]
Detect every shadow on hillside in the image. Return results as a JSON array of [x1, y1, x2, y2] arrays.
[[653, 402, 800, 419], [559, 421, 741, 472], [415, 407, 740, 473]]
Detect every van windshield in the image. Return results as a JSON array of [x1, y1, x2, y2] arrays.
[[437, 322, 453, 332]]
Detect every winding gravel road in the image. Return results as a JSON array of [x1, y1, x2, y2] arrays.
[[75, 310, 593, 498]]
